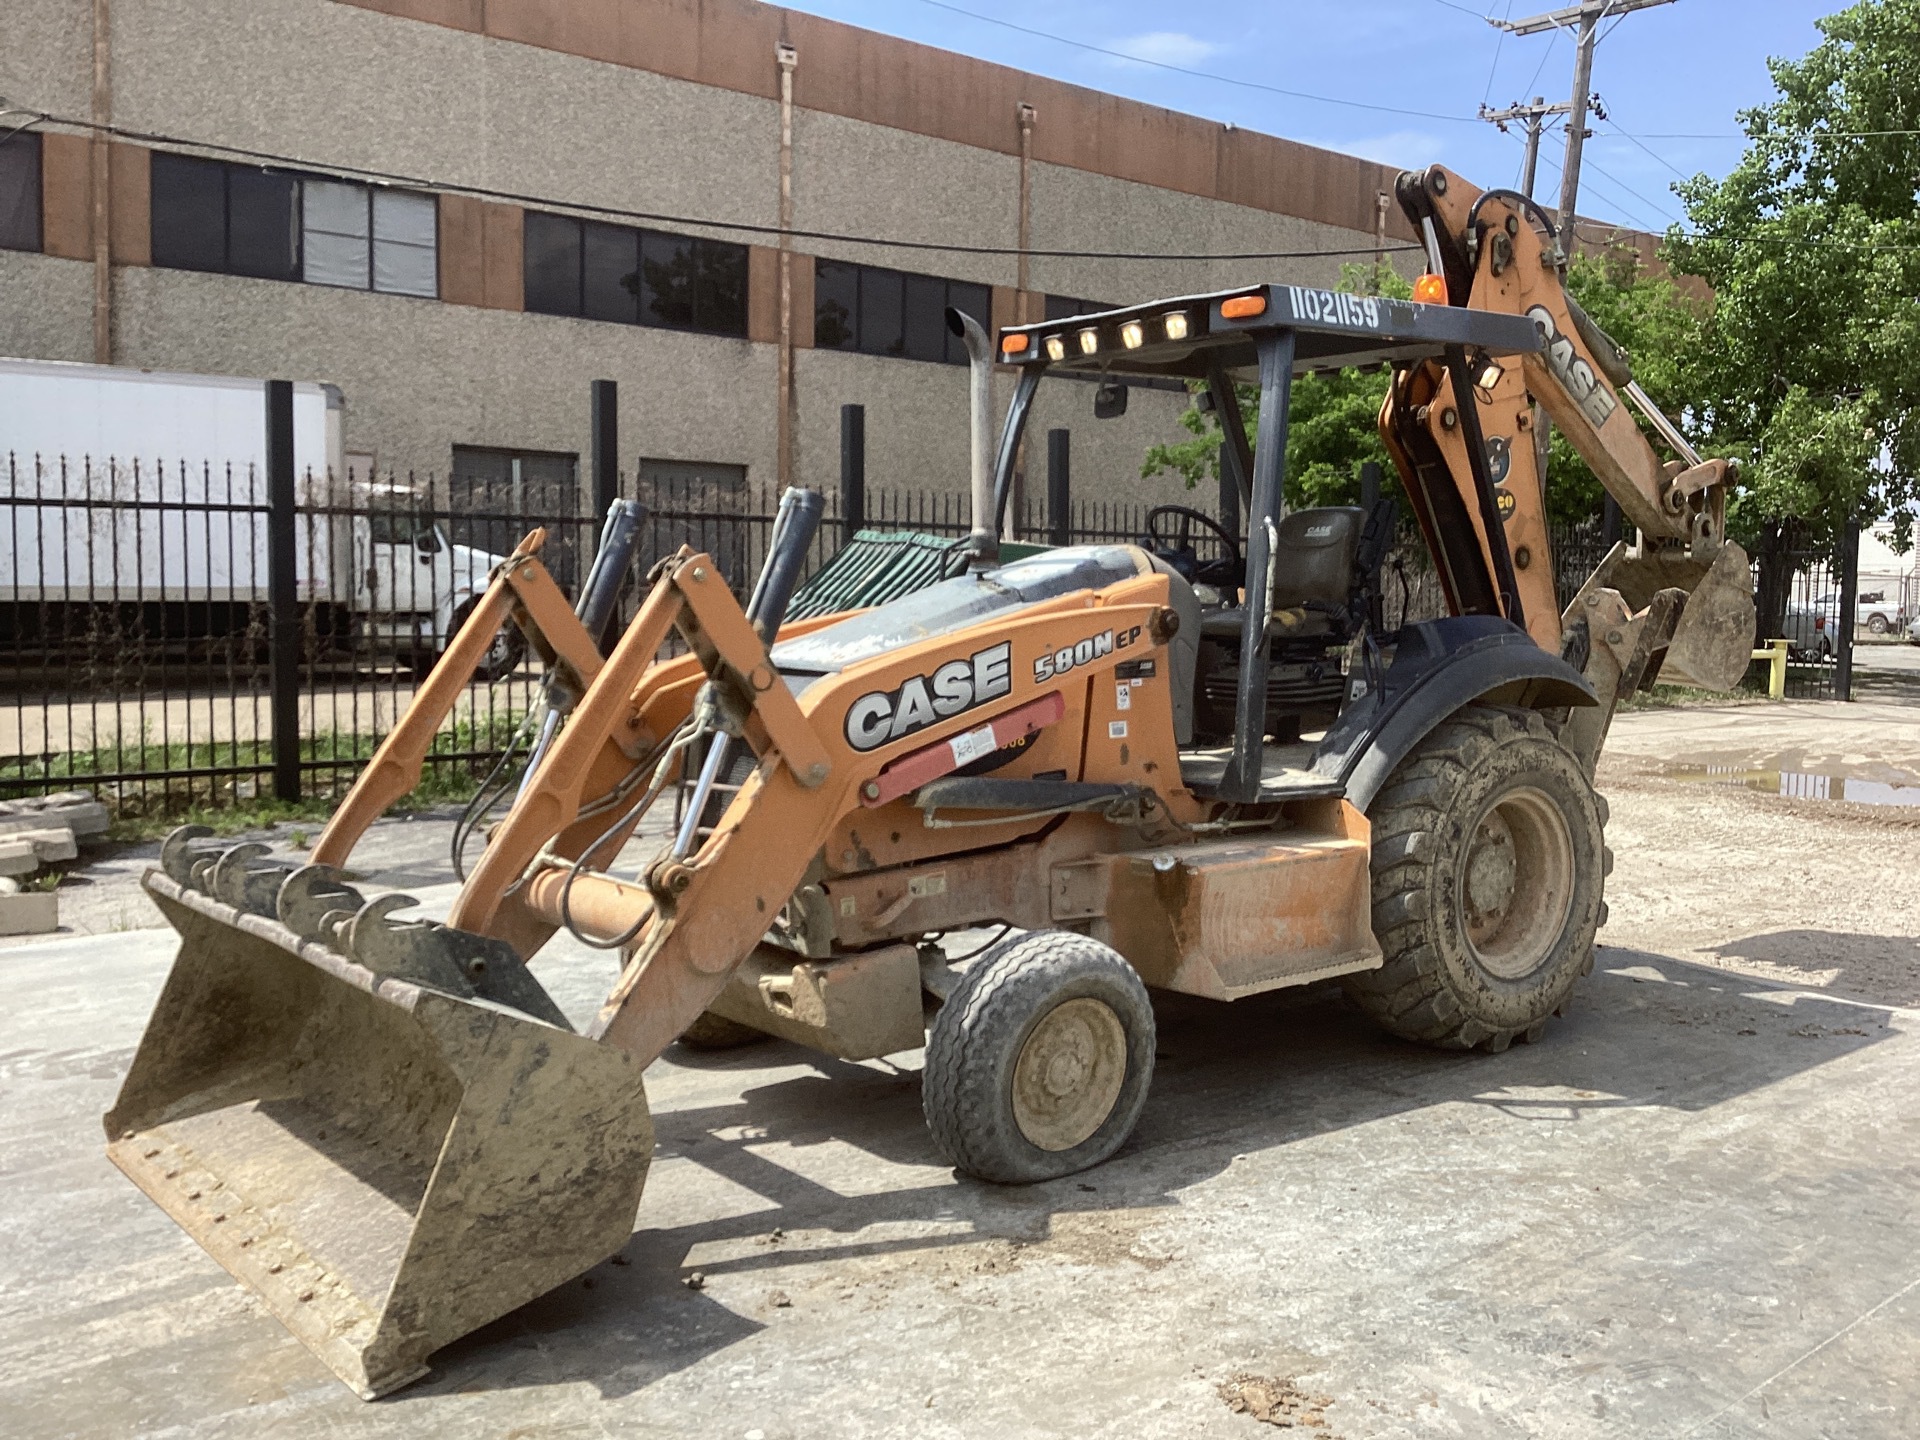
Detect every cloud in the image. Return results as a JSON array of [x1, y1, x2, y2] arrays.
[[1292, 129, 1446, 168], [1105, 31, 1220, 68]]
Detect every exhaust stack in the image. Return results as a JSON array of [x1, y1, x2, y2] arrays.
[[946, 306, 997, 569]]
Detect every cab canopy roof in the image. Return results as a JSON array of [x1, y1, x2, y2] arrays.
[[998, 284, 1542, 381]]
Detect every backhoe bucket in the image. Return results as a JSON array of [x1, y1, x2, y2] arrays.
[[104, 833, 653, 1399], [1606, 540, 1758, 692]]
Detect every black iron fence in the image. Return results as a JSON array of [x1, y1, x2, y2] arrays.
[[0, 447, 1791, 818]]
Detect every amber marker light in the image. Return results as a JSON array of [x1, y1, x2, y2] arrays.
[[1220, 294, 1267, 320], [1413, 273, 1449, 305], [1120, 320, 1145, 350], [1000, 332, 1030, 356], [1045, 335, 1067, 361], [1162, 311, 1190, 341], [1077, 328, 1099, 355]]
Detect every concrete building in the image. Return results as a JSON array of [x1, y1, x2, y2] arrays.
[[2, 0, 1456, 521]]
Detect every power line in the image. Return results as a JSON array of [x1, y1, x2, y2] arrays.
[[1480, 1, 1516, 106], [1579, 149, 1687, 224], [910, 0, 1485, 124], [1517, 131, 1664, 230], [22, 111, 1425, 266], [1597, 116, 1694, 181], [1493, 0, 1677, 226]]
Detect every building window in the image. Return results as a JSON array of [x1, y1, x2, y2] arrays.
[[151, 153, 300, 281], [522, 212, 748, 336], [1045, 294, 1112, 322], [150, 153, 436, 295], [302, 180, 437, 297], [814, 259, 990, 365], [0, 130, 42, 254]]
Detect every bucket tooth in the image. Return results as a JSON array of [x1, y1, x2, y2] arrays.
[[209, 843, 297, 918], [277, 864, 367, 944], [159, 824, 226, 889], [343, 894, 572, 1029], [107, 872, 653, 1399]]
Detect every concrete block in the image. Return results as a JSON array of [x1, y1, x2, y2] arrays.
[[0, 793, 109, 840], [21, 829, 78, 863], [0, 891, 58, 936], [0, 839, 40, 877]]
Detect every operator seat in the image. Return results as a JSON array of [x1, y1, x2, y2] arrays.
[[1198, 507, 1366, 643]]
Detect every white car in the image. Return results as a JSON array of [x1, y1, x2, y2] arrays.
[[1782, 603, 1836, 661], [1856, 590, 1909, 634]]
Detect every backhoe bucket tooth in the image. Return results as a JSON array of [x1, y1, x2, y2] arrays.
[[104, 868, 653, 1399]]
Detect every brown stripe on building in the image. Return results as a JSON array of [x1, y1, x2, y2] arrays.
[[332, 0, 1420, 242]]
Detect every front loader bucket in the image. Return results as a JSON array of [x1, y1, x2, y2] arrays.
[[104, 838, 652, 1399]]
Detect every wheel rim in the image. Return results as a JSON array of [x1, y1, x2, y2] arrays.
[[1010, 997, 1128, 1152], [1458, 785, 1576, 980]]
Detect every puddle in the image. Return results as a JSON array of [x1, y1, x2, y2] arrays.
[[1666, 765, 1920, 807]]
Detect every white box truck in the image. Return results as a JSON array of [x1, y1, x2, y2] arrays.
[[0, 359, 516, 676]]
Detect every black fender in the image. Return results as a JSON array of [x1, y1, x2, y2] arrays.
[[1313, 616, 1596, 813]]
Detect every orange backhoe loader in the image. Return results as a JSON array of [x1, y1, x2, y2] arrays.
[[106, 166, 1755, 1398]]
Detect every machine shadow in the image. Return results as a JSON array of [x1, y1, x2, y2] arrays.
[[413, 943, 1890, 1402], [1701, 928, 1920, 1009]]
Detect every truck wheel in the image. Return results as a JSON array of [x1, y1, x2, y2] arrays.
[[1345, 705, 1605, 1052], [451, 598, 527, 683], [1869, 613, 1889, 634], [923, 930, 1155, 1184]]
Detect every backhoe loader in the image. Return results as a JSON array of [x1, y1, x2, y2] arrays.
[[106, 165, 1756, 1398]]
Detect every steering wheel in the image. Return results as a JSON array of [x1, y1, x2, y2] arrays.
[[1139, 504, 1241, 586]]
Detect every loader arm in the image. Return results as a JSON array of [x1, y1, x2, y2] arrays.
[[1383, 165, 1755, 764]]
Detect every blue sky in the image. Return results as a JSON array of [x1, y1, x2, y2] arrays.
[[777, 0, 1839, 234]]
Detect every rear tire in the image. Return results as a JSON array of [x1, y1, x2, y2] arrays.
[[1868, 613, 1889, 634], [1344, 705, 1605, 1052], [924, 930, 1155, 1184]]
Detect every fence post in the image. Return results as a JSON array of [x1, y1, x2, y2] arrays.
[[1836, 512, 1859, 702], [1601, 493, 1623, 549], [590, 379, 618, 519], [266, 380, 301, 803], [1047, 428, 1071, 548], [840, 403, 865, 534]]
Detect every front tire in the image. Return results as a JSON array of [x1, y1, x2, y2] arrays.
[[1344, 706, 1606, 1052], [924, 930, 1155, 1183]]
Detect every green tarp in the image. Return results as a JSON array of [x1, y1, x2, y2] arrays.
[[786, 530, 1051, 621]]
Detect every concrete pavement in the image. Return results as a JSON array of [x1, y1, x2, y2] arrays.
[[1, 705, 1916, 1438]]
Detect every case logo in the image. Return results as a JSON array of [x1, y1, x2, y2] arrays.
[[844, 643, 1012, 752], [1528, 304, 1618, 430]]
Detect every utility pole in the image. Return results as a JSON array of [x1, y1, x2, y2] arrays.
[[1478, 96, 1573, 200], [1493, 0, 1676, 225]]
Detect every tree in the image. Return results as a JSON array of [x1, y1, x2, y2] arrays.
[[1665, 0, 1920, 630]]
